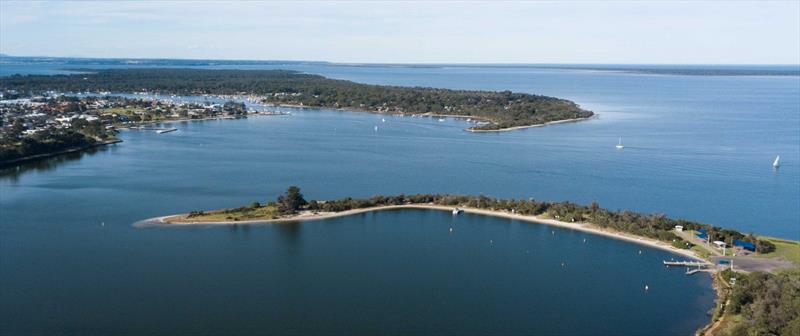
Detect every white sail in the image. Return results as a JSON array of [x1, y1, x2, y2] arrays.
[[773, 155, 780, 167], [616, 137, 624, 149]]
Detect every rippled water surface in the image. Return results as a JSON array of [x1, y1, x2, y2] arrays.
[[1, 63, 798, 334]]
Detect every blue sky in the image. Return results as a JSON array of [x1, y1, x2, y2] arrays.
[[1, 1, 798, 64]]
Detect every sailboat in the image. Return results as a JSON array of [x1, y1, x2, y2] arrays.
[[615, 137, 625, 149], [773, 155, 781, 168]]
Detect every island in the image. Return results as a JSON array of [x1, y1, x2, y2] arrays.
[[139, 186, 800, 336]]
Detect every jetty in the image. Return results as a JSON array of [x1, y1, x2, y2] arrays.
[[156, 128, 178, 134], [663, 260, 713, 267], [685, 268, 714, 275], [664, 260, 716, 276], [129, 126, 178, 134]]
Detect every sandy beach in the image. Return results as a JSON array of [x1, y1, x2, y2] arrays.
[[137, 203, 704, 261], [466, 114, 597, 133]]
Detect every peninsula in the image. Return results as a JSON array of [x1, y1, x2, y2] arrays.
[[1, 68, 594, 131], [142, 186, 800, 335]]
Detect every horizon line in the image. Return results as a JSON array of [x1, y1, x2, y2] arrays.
[[1, 53, 799, 67]]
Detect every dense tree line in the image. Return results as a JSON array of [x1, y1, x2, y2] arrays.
[[0, 128, 97, 163], [303, 191, 771, 250], [718, 269, 800, 335], [0, 69, 593, 130], [189, 187, 776, 253]]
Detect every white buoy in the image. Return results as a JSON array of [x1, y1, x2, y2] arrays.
[[374, 126, 378, 132], [645, 285, 649, 291], [449, 227, 453, 233], [489, 239, 493, 245], [583, 238, 586, 243], [638, 250, 642, 255], [381, 118, 386, 123]]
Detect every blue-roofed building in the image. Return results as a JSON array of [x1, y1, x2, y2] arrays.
[[733, 240, 756, 252]]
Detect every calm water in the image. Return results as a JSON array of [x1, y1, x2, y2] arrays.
[[2, 63, 798, 334]]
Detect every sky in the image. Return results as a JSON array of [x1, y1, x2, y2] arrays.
[[1, 1, 799, 64]]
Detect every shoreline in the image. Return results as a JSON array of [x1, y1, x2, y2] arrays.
[[275, 103, 595, 132], [0, 139, 122, 168], [137, 203, 704, 261], [467, 114, 597, 133], [0, 113, 286, 169], [120, 111, 287, 129]]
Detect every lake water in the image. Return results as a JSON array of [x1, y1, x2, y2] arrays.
[[1, 63, 798, 334]]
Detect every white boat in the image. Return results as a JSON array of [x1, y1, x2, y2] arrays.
[[381, 118, 386, 123], [615, 137, 625, 149], [438, 118, 446, 122], [773, 155, 781, 168], [452, 208, 463, 215], [374, 126, 378, 132]]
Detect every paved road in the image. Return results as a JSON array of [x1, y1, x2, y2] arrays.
[[710, 255, 795, 273]]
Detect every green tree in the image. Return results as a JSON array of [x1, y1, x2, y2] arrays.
[[277, 186, 307, 214]]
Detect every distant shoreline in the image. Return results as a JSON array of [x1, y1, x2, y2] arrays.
[[137, 203, 704, 261], [0, 139, 122, 168], [277, 104, 596, 132]]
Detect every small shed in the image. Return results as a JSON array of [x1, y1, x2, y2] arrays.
[[674, 225, 684, 232], [713, 241, 727, 249]]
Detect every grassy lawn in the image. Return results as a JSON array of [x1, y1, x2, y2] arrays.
[[691, 245, 711, 259], [171, 205, 280, 222], [756, 236, 800, 265]]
